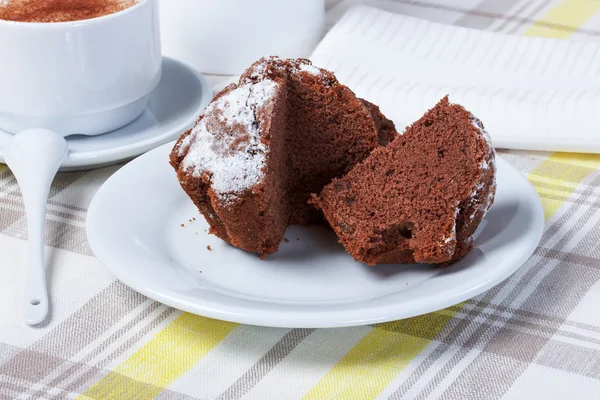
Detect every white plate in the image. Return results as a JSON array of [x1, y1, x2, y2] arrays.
[[0, 57, 212, 171], [87, 143, 544, 328]]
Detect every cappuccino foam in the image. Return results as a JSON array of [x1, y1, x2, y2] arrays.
[[0, 0, 139, 23]]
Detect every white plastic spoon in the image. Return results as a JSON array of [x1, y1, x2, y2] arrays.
[[4, 129, 68, 325]]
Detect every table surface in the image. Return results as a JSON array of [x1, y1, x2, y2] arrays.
[[2, 1, 600, 399]]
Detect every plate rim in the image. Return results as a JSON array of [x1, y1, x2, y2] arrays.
[[87, 142, 545, 328]]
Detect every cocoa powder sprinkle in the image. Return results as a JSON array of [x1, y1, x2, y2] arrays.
[[0, 0, 138, 23]]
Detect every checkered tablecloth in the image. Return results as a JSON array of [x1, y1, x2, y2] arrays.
[[2, 0, 600, 399]]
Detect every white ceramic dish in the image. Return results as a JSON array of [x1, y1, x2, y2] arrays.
[[87, 143, 544, 328], [0, 57, 212, 171]]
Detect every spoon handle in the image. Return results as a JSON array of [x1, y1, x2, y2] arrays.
[[22, 189, 49, 325], [4, 129, 68, 325]]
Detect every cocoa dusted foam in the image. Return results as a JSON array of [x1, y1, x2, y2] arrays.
[[0, 0, 138, 23]]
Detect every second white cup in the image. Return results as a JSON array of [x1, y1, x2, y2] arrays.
[[159, 0, 326, 75]]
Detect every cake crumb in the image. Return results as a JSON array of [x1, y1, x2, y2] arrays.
[[283, 237, 290, 243], [199, 270, 202, 273], [259, 254, 267, 260], [180, 224, 184, 227], [206, 245, 212, 251], [296, 237, 300, 241], [193, 217, 196, 221]]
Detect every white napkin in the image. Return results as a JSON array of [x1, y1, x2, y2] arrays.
[[311, 5, 600, 153]]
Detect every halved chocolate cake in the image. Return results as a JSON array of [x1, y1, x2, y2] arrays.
[[311, 97, 496, 266], [170, 57, 396, 256]]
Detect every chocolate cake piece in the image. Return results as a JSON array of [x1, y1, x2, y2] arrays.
[[240, 58, 396, 225], [170, 57, 397, 256], [311, 97, 496, 266], [170, 80, 289, 254], [360, 99, 397, 146]]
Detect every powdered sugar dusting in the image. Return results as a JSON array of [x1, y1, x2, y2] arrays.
[[443, 204, 460, 244], [470, 114, 496, 173], [245, 61, 267, 82], [299, 63, 321, 75], [243, 56, 325, 84], [484, 181, 496, 213], [470, 114, 491, 145], [179, 79, 279, 203], [467, 114, 497, 220]]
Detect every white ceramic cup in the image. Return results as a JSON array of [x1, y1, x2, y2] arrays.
[[0, 0, 162, 136], [159, 0, 326, 75]]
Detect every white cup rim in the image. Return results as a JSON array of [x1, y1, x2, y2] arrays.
[[0, 0, 148, 28]]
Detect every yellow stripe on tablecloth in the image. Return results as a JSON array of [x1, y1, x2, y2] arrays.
[[79, 314, 237, 400], [524, 0, 600, 219], [303, 312, 456, 400], [528, 153, 600, 219], [524, 0, 600, 38], [304, 2, 600, 400]]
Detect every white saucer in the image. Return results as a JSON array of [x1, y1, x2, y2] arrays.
[[87, 143, 544, 328], [0, 57, 212, 171]]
